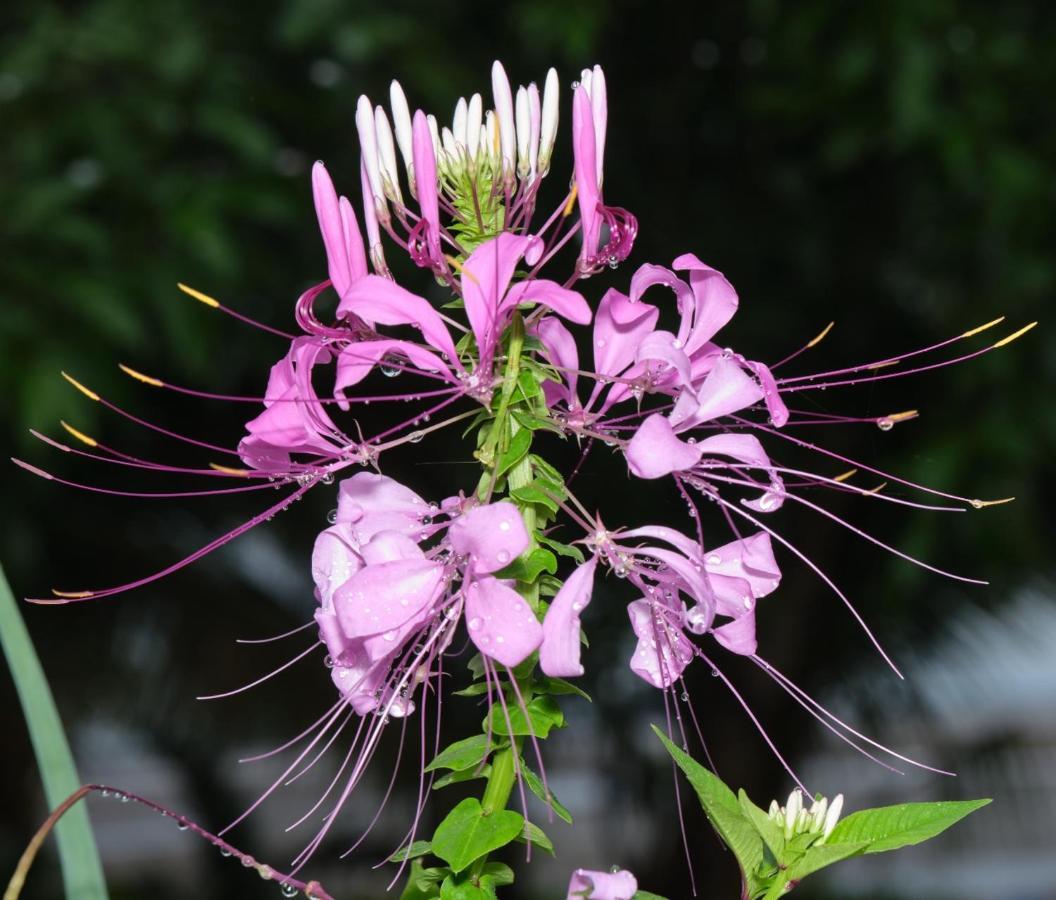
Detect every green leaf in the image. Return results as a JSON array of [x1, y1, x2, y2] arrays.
[[0, 562, 109, 899], [653, 726, 765, 886], [399, 860, 446, 900], [440, 875, 489, 900], [784, 840, 870, 881], [510, 482, 560, 514], [431, 798, 525, 874], [496, 428, 532, 478], [632, 893, 671, 899], [425, 734, 496, 773], [738, 789, 785, 863], [515, 368, 543, 402], [493, 547, 558, 583], [433, 766, 491, 790], [537, 675, 592, 703], [390, 840, 434, 862], [516, 821, 555, 855], [486, 695, 565, 738], [453, 681, 490, 698], [510, 410, 563, 434], [825, 799, 991, 854], [522, 764, 573, 824], [537, 535, 585, 563], [528, 454, 565, 485]]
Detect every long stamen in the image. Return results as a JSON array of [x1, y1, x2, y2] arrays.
[[178, 283, 296, 339], [196, 642, 321, 700]]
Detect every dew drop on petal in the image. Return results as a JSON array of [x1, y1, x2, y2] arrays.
[[468, 617, 482, 631], [496, 550, 510, 564], [499, 520, 511, 532], [706, 554, 721, 566]]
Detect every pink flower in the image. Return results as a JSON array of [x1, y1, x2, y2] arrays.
[[566, 867, 638, 900]]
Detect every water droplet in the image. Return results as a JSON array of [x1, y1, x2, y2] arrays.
[[380, 354, 402, 377], [280, 884, 299, 898], [468, 617, 482, 631], [496, 635, 505, 644], [710, 669, 719, 677], [706, 554, 721, 566], [496, 549, 510, 564], [220, 847, 233, 858], [876, 417, 894, 431], [326, 509, 338, 525], [242, 855, 256, 867], [383, 630, 397, 642], [320, 472, 335, 485], [498, 520, 511, 532], [407, 430, 425, 443], [176, 820, 189, 831], [323, 654, 335, 668]]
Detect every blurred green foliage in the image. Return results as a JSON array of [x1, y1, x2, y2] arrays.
[[1, 1, 1052, 898]]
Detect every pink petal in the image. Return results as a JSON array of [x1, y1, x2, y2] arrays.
[[627, 599, 693, 689], [693, 432, 786, 512], [703, 532, 781, 601], [572, 86, 601, 262], [312, 523, 363, 609], [533, 317, 579, 408], [635, 329, 693, 389], [540, 558, 597, 677], [593, 288, 659, 378], [359, 530, 425, 565], [448, 502, 529, 574], [337, 274, 458, 363], [335, 338, 454, 405], [334, 557, 442, 640], [745, 358, 789, 427], [461, 232, 533, 361], [412, 110, 441, 263], [673, 254, 740, 355], [502, 278, 591, 325], [625, 413, 705, 479], [336, 472, 430, 542], [712, 612, 757, 656], [690, 355, 765, 423], [464, 577, 543, 667], [566, 868, 638, 900]]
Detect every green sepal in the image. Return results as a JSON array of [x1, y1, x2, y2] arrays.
[[737, 789, 785, 864], [510, 481, 560, 514], [511, 410, 563, 434], [537, 534, 586, 563], [496, 428, 532, 478], [431, 798, 525, 874], [399, 860, 449, 900]]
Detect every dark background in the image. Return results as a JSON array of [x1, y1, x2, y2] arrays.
[[2, 1, 1054, 898]]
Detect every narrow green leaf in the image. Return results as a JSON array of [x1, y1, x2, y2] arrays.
[[632, 892, 671, 899], [521, 764, 573, 824], [425, 734, 495, 773], [433, 766, 491, 790], [536, 675, 592, 703], [493, 547, 558, 583], [536, 535, 585, 563], [652, 726, 765, 884], [453, 681, 490, 698], [390, 840, 434, 862], [825, 799, 991, 854], [431, 798, 525, 874], [516, 821, 555, 855], [0, 562, 108, 899], [496, 428, 532, 478], [510, 482, 560, 514]]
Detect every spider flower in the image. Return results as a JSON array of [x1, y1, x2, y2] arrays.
[[566, 867, 638, 900]]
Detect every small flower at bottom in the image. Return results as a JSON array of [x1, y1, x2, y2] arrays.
[[566, 867, 638, 900]]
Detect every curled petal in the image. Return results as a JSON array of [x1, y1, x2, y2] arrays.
[[540, 558, 597, 677], [312, 162, 368, 296], [411, 110, 442, 266], [673, 253, 740, 355], [635, 329, 693, 388], [594, 288, 659, 378], [704, 532, 781, 602], [694, 432, 786, 512], [625, 413, 704, 479], [464, 577, 543, 667], [334, 338, 455, 406], [712, 612, 758, 656], [682, 355, 765, 426], [533, 316, 579, 408], [572, 85, 601, 263], [461, 233, 533, 362], [337, 275, 458, 363], [448, 502, 529, 574], [359, 530, 425, 566], [745, 358, 790, 427]]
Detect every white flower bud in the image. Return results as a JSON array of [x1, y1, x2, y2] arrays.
[[355, 95, 385, 209], [527, 82, 541, 178], [389, 80, 414, 186], [453, 96, 468, 151], [768, 799, 781, 819], [810, 797, 828, 831], [589, 65, 607, 185], [821, 794, 844, 841], [466, 93, 483, 164], [491, 60, 516, 176], [784, 789, 803, 837], [426, 114, 440, 157], [515, 85, 530, 178], [373, 106, 402, 204], [441, 126, 458, 164], [539, 68, 559, 174]]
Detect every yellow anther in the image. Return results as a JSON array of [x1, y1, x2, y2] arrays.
[[970, 496, 1015, 509], [60, 421, 97, 448], [562, 184, 579, 218], [887, 409, 919, 423], [865, 481, 888, 495], [446, 255, 481, 288], [992, 321, 1038, 349], [807, 321, 835, 348], [833, 469, 858, 483], [209, 463, 251, 477], [962, 316, 1005, 338], [61, 371, 100, 401], [178, 282, 220, 308], [118, 363, 163, 387], [51, 589, 95, 599], [866, 360, 900, 371]]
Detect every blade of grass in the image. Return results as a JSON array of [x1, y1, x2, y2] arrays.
[[0, 563, 108, 899]]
